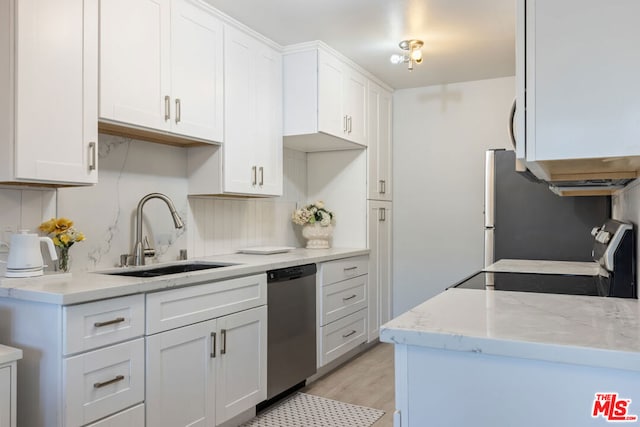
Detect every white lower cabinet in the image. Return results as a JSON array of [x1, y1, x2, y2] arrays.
[[368, 201, 392, 342], [0, 366, 9, 427], [317, 257, 369, 367], [86, 404, 145, 427]]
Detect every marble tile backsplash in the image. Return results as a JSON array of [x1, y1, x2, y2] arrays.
[[0, 134, 309, 272]]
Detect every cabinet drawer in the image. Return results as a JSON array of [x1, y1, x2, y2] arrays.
[[321, 256, 368, 286], [321, 275, 367, 326], [320, 308, 367, 366], [85, 404, 144, 427], [63, 294, 145, 355], [146, 274, 267, 334], [64, 338, 145, 427]]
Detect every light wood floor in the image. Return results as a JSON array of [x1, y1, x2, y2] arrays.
[[303, 343, 395, 427]]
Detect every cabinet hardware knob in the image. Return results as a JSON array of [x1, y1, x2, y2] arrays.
[[93, 375, 125, 389], [94, 317, 125, 327], [221, 329, 227, 354], [342, 330, 357, 338], [210, 332, 217, 358], [88, 142, 97, 171], [164, 95, 171, 121]]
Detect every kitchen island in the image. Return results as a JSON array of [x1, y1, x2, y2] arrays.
[[380, 275, 640, 426]]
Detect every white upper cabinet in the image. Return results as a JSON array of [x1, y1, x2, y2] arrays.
[[517, 0, 640, 180], [368, 82, 393, 201], [100, 0, 223, 144], [188, 24, 283, 197], [283, 43, 369, 151], [0, 0, 98, 186]]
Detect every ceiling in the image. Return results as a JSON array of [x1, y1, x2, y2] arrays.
[[204, 0, 516, 90]]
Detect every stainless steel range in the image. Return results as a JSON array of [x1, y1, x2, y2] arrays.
[[455, 219, 636, 298]]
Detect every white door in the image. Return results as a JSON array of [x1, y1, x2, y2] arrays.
[[318, 50, 346, 139], [99, 0, 171, 132], [170, 0, 223, 142], [368, 83, 392, 201], [216, 306, 267, 425], [254, 44, 283, 196], [15, 0, 98, 184], [146, 319, 216, 427], [223, 25, 258, 194], [368, 201, 392, 341], [343, 67, 368, 145]]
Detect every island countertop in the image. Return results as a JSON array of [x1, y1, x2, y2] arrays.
[[0, 248, 369, 305], [380, 287, 640, 373]]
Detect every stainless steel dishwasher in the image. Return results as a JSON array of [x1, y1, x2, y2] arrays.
[[265, 263, 317, 401]]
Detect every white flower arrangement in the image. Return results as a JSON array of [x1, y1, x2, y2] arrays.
[[292, 201, 335, 227]]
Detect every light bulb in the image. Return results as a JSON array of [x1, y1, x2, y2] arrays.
[[410, 49, 422, 62], [390, 54, 404, 65]]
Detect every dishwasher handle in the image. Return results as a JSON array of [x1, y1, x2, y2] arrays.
[[267, 263, 317, 282]]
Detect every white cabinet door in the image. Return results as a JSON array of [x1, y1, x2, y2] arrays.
[[170, 0, 223, 142], [215, 306, 267, 425], [0, 366, 11, 427], [14, 0, 98, 184], [254, 44, 283, 196], [318, 50, 346, 139], [343, 67, 368, 145], [223, 25, 282, 196], [368, 201, 392, 342], [146, 319, 216, 427], [368, 82, 392, 201], [99, 0, 171, 132], [521, 0, 640, 162]]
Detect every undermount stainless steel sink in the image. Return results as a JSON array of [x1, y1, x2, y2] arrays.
[[103, 262, 236, 278]]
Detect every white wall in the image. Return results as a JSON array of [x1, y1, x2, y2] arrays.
[[393, 76, 515, 316], [612, 179, 640, 290], [0, 134, 308, 272]]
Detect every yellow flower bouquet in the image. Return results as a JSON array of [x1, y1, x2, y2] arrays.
[[39, 217, 85, 272]]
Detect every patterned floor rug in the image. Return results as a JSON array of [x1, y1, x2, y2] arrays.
[[242, 392, 385, 427]]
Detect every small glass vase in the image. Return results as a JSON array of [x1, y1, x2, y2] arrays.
[[58, 246, 71, 273]]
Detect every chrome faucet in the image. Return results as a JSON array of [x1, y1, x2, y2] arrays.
[[132, 193, 184, 266]]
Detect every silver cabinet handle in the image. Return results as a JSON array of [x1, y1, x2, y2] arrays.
[[342, 294, 357, 301], [343, 266, 358, 271], [210, 332, 216, 358], [88, 142, 97, 171], [259, 166, 264, 186], [94, 317, 125, 327], [251, 166, 257, 186], [343, 115, 348, 133], [164, 95, 170, 121], [220, 329, 227, 355], [175, 98, 181, 124], [347, 116, 352, 133], [508, 98, 516, 150], [379, 180, 386, 194], [379, 208, 386, 222], [342, 330, 356, 338], [94, 375, 124, 389]]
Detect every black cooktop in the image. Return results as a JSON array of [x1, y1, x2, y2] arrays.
[[452, 271, 603, 296]]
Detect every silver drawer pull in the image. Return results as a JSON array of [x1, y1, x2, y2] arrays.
[[221, 329, 227, 355], [94, 317, 125, 328], [210, 332, 216, 358], [342, 294, 357, 301], [93, 375, 125, 389], [342, 330, 357, 338], [343, 266, 358, 272]]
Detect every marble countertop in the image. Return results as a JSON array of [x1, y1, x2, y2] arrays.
[[0, 248, 368, 305], [381, 258, 638, 372], [380, 288, 640, 372], [0, 344, 22, 365], [484, 259, 602, 276]]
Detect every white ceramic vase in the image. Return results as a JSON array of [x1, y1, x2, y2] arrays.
[[302, 223, 334, 249]]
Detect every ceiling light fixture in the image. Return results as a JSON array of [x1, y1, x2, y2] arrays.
[[390, 39, 424, 71]]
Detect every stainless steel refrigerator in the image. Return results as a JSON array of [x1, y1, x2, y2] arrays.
[[484, 149, 611, 267]]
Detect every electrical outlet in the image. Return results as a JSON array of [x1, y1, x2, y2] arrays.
[[0, 226, 14, 253]]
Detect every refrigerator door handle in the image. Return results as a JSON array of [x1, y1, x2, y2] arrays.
[[484, 228, 495, 268], [485, 150, 496, 229]]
